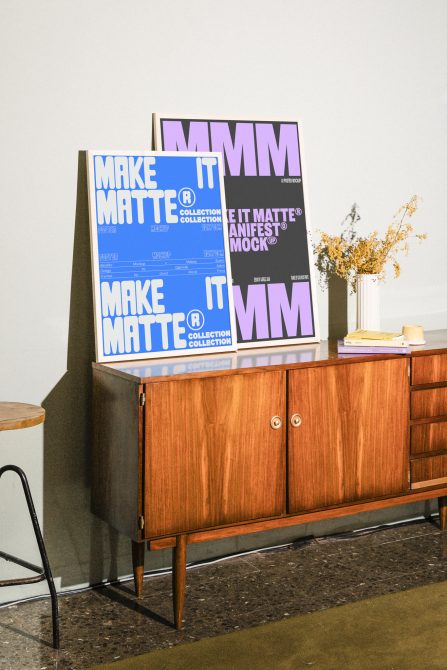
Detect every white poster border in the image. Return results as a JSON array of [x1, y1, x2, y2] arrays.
[[87, 149, 238, 363]]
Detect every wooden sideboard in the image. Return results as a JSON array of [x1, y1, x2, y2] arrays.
[[92, 330, 447, 628]]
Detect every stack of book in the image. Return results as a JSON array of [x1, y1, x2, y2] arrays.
[[338, 329, 411, 355]]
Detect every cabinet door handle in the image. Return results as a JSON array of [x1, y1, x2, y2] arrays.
[[290, 413, 302, 428], [270, 416, 282, 430]]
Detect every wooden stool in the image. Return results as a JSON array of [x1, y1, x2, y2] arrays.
[[0, 402, 60, 649]]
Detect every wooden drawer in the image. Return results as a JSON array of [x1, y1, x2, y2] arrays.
[[412, 354, 447, 385], [411, 454, 447, 489], [411, 388, 447, 419], [411, 422, 447, 456]]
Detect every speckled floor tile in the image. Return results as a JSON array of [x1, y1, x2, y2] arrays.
[[0, 518, 445, 670]]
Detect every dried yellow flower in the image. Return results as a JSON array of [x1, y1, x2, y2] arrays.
[[314, 196, 426, 291]]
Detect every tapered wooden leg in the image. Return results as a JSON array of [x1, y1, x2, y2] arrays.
[[172, 534, 187, 629], [439, 496, 447, 531], [132, 540, 145, 597]]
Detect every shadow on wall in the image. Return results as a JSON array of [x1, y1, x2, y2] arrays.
[[42, 152, 126, 588], [40, 158, 433, 592], [327, 273, 348, 340]]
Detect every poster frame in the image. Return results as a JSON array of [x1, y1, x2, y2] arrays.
[[87, 149, 238, 363], [152, 113, 320, 349]]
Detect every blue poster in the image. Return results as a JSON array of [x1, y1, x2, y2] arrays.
[[87, 151, 237, 362]]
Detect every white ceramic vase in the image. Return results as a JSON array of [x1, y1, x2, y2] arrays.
[[356, 274, 380, 330]]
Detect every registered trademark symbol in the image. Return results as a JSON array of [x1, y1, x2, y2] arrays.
[[295, 208, 302, 216], [178, 187, 196, 208], [187, 309, 205, 330]]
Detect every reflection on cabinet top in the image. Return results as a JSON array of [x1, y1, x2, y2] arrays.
[[92, 329, 447, 384]]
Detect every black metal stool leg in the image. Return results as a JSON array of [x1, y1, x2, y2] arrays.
[[0, 465, 60, 649]]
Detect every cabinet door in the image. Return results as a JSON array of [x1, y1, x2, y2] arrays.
[[288, 359, 409, 512], [145, 371, 286, 537]]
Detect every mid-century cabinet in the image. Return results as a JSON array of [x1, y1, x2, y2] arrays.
[[92, 331, 447, 628]]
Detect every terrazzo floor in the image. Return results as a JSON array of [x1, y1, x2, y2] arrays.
[[0, 517, 446, 670]]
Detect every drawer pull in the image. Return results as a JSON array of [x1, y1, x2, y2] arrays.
[[270, 416, 282, 430], [291, 413, 302, 428]]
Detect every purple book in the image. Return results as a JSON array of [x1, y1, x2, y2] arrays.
[[337, 341, 411, 355]]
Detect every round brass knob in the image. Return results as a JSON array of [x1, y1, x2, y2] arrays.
[[270, 416, 282, 430], [290, 413, 302, 428]]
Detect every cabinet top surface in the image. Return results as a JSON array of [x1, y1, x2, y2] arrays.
[[92, 329, 447, 383]]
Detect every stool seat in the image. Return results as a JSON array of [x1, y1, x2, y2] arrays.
[[0, 402, 45, 431]]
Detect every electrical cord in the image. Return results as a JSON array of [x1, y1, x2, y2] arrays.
[[0, 512, 438, 610]]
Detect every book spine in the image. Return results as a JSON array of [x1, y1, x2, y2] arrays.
[[344, 338, 407, 347], [338, 345, 411, 355]]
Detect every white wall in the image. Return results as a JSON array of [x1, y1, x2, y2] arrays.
[[1, 0, 446, 602]]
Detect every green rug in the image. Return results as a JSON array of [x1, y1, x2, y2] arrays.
[[89, 581, 447, 670]]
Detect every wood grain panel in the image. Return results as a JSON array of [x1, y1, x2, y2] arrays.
[[145, 371, 286, 537], [411, 388, 447, 419], [92, 369, 141, 539], [412, 354, 447, 385], [411, 455, 447, 489], [411, 422, 447, 456], [288, 359, 409, 512]]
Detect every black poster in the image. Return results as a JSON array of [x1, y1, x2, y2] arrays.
[[153, 116, 320, 347]]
